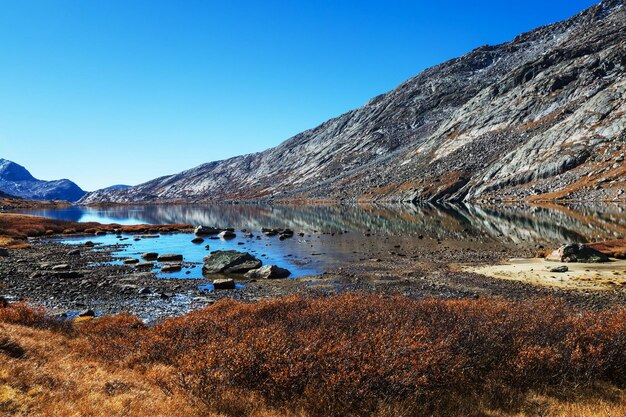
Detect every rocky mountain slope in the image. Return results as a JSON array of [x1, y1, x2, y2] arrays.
[[0, 159, 86, 202], [81, 0, 626, 205]]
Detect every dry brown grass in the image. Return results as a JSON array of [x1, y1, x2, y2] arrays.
[[0, 296, 625, 417], [0, 198, 72, 210], [589, 239, 626, 259], [0, 323, 201, 417], [0, 213, 192, 248]]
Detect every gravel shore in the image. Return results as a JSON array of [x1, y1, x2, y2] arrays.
[[1, 231, 624, 321]]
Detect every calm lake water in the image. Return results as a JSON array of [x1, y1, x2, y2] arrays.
[[17, 203, 626, 243], [15, 203, 626, 282]]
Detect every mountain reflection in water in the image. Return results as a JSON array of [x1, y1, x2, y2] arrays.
[[15, 203, 626, 245]]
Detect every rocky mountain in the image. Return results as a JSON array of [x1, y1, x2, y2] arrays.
[[80, 0, 626, 205], [0, 159, 86, 202]]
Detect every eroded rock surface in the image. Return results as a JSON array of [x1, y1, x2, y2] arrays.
[[80, 1, 626, 205]]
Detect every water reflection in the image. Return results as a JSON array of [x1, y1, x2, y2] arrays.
[[16, 202, 626, 245]]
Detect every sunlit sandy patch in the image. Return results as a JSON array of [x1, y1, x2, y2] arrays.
[[467, 258, 626, 290]]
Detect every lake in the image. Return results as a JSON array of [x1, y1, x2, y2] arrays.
[[16, 202, 626, 244]]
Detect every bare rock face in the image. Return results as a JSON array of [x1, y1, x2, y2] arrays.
[[79, 0, 626, 205], [546, 243, 610, 263]]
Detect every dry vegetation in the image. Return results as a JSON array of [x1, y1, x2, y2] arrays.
[[0, 198, 71, 210], [0, 213, 192, 248], [0, 295, 625, 417]]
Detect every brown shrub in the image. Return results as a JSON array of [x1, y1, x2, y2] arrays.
[[0, 302, 70, 332], [74, 295, 626, 416], [589, 239, 626, 259], [0, 336, 25, 358], [0, 214, 193, 243]]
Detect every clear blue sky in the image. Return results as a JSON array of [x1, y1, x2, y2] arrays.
[[0, 0, 598, 191]]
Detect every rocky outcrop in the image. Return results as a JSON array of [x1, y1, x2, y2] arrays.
[[0, 159, 86, 202], [546, 243, 610, 263], [79, 0, 626, 205]]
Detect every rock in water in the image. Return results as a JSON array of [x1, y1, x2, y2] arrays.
[[195, 225, 220, 235], [219, 230, 236, 239], [141, 252, 158, 260], [161, 264, 182, 273], [546, 243, 609, 263], [244, 265, 291, 279], [202, 250, 262, 274], [157, 254, 183, 262]]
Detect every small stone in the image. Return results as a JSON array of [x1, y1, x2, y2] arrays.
[[78, 309, 95, 317], [141, 252, 159, 261], [157, 254, 183, 262], [213, 278, 236, 290], [191, 237, 205, 244], [123, 258, 139, 265], [244, 264, 291, 279], [219, 230, 236, 239], [549, 265, 569, 273], [161, 264, 182, 273]]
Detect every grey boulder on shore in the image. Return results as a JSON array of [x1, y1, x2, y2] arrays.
[[202, 250, 262, 275], [244, 265, 291, 279]]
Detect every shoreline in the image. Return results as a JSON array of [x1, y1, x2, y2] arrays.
[[1, 213, 625, 321]]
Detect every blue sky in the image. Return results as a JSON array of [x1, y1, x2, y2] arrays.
[[0, 0, 598, 190]]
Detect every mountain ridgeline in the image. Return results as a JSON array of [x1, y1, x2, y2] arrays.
[[0, 159, 86, 202], [81, 0, 626, 205]]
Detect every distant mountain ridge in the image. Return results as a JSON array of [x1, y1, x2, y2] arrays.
[[0, 159, 86, 202], [80, 0, 626, 205]]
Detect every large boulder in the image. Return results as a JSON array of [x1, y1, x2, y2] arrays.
[[244, 265, 291, 279], [546, 243, 609, 263], [202, 250, 262, 275]]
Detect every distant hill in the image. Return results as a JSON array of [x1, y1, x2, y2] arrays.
[[101, 184, 131, 191], [81, 0, 626, 204], [0, 159, 86, 202]]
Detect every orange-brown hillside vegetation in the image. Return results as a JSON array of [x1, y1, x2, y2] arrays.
[[0, 213, 192, 248], [1, 295, 625, 417], [0, 198, 72, 210]]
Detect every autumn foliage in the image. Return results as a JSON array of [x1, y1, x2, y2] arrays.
[[1, 295, 625, 416], [0, 213, 192, 245], [69, 294, 626, 416]]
